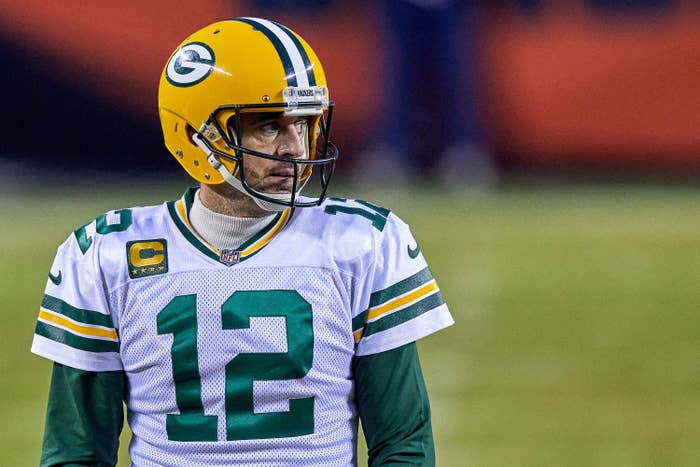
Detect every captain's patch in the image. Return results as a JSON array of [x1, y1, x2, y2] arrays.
[[127, 239, 168, 279]]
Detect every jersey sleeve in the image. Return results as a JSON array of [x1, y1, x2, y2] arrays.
[[353, 212, 454, 356], [31, 229, 122, 372]]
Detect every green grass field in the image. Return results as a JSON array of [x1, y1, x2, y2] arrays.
[[2, 178, 698, 466]]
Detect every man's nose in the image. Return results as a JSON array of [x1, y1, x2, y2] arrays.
[[275, 124, 306, 159]]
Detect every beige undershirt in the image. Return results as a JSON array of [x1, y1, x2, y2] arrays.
[[189, 190, 276, 251]]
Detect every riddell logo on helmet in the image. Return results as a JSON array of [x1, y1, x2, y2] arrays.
[[165, 42, 215, 87]]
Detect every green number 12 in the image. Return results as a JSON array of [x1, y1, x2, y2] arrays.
[[157, 290, 314, 442]]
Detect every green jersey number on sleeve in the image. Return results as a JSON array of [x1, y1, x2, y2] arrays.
[[74, 209, 133, 254], [323, 198, 390, 232], [157, 290, 315, 442]]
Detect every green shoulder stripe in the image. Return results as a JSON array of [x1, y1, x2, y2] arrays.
[[363, 291, 445, 338], [42, 295, 114, 328], [35, 322, 120, 353], [369, 267, 434, 308], [352, 310, 369, 332]]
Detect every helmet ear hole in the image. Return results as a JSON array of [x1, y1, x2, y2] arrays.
[[185, 124, 197, 145], [224, 113, 242, 147]]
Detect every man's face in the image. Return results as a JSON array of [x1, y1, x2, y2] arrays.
[[236, 112, 310, 194]]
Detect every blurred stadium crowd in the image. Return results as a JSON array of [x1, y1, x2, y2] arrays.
[[0, 0, 698, 182]]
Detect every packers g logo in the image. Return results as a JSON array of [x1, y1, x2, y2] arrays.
[[166, 42, 215, 87]]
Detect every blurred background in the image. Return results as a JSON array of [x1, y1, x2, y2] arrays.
[[2, 0, 699, 179], [1, 1, 699, 466]]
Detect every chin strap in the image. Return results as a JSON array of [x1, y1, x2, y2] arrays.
[[191, 132, 292, 212]]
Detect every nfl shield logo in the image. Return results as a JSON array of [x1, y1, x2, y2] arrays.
[[219, 249, 241, 266]]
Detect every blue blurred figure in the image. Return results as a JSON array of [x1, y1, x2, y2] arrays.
[[357, 0, 495, 187]]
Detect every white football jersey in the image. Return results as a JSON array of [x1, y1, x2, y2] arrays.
[[31, 188, 454, 466]]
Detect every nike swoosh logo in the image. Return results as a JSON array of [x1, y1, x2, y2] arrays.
[[407, 243, 421, 259], [48, 270, 62, 286]]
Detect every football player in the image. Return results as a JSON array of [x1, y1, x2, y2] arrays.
[[32, 18, 454, 466]]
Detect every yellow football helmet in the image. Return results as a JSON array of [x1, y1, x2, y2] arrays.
[[158, 18, 339, 210]]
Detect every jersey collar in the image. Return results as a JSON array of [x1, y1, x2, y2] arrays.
[[167, 188, 291, 265]]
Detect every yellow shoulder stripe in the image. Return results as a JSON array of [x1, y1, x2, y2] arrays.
[[367, 279, 439, 321], [38, 309, 119, 341], [353, 328, 364, 343]]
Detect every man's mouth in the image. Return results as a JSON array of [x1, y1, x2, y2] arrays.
[[270, 171, 294, 177], [265, 171, 296, 191]]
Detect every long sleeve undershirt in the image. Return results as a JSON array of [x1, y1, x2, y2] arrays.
[[353, 342, 435, 466], [40, 364, 125, 467]]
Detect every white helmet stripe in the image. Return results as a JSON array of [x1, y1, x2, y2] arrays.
[[239, 17, 310, 87]]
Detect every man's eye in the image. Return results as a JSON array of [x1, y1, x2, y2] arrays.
[[259, 123, 279, 134]]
